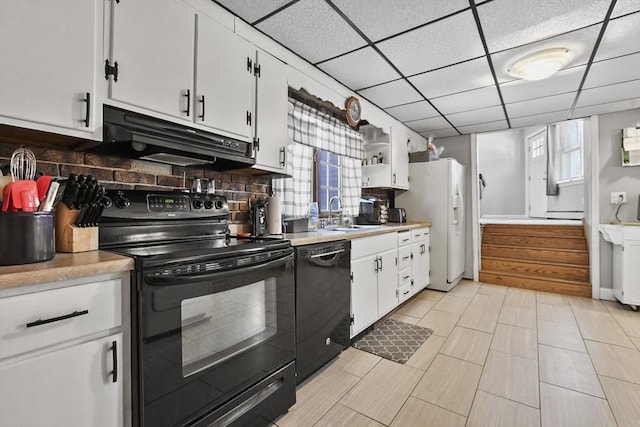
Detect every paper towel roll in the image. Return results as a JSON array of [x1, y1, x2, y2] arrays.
[[267, 196, 282, 235]]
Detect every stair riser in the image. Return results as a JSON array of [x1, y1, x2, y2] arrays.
[[479, 272, 591, 297], [482, 234, 587, 250], [482, 245, 588, 266], [481, 258, 590, 282], [482, 225, 584, 237]]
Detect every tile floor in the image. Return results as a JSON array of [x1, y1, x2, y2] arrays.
[[275, 280, 640, 427]]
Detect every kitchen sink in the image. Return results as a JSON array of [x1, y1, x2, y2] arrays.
[[329, 225, 382, 232]]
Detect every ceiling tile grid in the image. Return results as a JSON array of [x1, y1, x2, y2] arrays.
[[255, 0, 367, 64], [214, 0, 640, 136]]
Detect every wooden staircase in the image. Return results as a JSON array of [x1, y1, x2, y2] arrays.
[[479, 224, 591, 297]]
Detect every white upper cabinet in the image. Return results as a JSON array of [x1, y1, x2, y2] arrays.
[[391, 125, 410, 190], [109, 0, 195, 121], [196, 14, 255, 140], [253, 49, 288, 173], [0, 0, 99, 136]]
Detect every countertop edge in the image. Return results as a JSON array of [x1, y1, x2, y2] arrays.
[[284, 221, 431, 246], [0, 251, 134, 291]]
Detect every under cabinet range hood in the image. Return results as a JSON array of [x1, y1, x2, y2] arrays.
[[93, 105, 255, 170]]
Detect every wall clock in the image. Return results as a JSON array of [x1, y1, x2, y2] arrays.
[[345, 96, 361, 127]]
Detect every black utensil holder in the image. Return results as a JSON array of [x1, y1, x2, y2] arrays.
[[0, 212, 54, 265]]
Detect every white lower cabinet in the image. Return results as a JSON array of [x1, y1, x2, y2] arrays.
[[0, 333, 123, 427], [411, 227, 430, 292], [0, 274, 127, 427], [350, 233, 398, 337]]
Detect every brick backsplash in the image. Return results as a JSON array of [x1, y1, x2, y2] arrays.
[[0, 142, 269, 233]]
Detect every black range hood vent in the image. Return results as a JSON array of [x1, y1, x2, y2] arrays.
[[93, 105, 255, 171]]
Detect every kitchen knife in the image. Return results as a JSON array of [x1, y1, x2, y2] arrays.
[[60, 174, 80, 209]]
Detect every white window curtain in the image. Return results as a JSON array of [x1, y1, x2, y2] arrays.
[[273, 99, 364, 218]]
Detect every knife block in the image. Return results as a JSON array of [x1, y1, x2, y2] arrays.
[[54, 204, 98, 253]]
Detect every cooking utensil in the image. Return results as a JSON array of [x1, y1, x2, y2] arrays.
[[60, 174, 80, 209], [39, 181, 59, 212], [1, 182, 14, 212], [35, 175, 52, 202], [10, 147, 37, 181], [0, 176, 12, 202], [11, 180, 39, 212]]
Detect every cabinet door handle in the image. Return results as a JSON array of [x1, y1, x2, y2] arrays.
[[374, 257, 379, 272], [393, 173, 397, 184], [199, 95, 205, 121], [184, 89, 191, 117], [26, 309, 89, 328], [379, 256, 383, 271], [81, 92, 90, 127], [110, 340, 118, 383], [279, 147, 286, 167]]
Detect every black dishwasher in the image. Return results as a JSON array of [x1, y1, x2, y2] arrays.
[[295, 240, 351, 384]]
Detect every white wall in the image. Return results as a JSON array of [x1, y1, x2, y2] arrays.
[[598, 108, 640, 289], [477, 130, 527, 216], [439, 135, 474, 279]]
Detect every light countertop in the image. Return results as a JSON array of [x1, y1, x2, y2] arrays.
[[282, 221, 431, 246], [0, 251, 134, 291]]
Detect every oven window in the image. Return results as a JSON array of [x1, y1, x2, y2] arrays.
[[181, 278, 277, 377]]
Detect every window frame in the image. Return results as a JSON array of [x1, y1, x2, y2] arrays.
[[554, 120, 584, 184], [313, 148, 343, 215]]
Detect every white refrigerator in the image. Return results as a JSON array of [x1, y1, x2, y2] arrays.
[[396, 158, 466, 291]]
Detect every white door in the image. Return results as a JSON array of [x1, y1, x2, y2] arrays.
[[0, 334, 123, 427], [377, 248, 399, 317], [528, 129, 548, 218], [350, 256, 379, 337], [253, 49, 288, 171], [412, 238, 430, 291], [195, 15, 255, 140], [448, 161, 466, 283], [110, 0, 195, 120], [0, 0, 98, 132]]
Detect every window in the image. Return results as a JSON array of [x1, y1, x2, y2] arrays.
[[554, 120, 584, 182], [530, 132, 545, 159], [314, 149, 342, 213]]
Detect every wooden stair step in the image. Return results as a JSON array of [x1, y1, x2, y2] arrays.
[[481, 257, 590, 282], [482, 224, 584, 238], [479, 270, 591, 297], [482, 234, 587, 250], [482, 244, 588, 266]]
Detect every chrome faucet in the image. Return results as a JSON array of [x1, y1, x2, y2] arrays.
[[328, 196, 342, 226]]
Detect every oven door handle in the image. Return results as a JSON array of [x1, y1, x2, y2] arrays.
[[144, 252, 294, 286]]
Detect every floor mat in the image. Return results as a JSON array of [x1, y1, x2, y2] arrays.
[[352, 318, 433, 364]]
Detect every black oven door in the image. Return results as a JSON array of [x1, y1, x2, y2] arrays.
[[136, 247, 295, 427]]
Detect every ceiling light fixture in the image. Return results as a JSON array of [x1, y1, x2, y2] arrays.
[[507, 48, 573, 81]]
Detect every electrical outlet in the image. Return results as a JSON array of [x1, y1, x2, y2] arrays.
[[610, 192, 627, 204]]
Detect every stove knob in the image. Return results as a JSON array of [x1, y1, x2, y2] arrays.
[[204, 199, 214, 210], [192, 199, 203, 209], [214, 199, 225, 210], [114, 194, 130, 209]]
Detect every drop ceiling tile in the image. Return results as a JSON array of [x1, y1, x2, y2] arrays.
[[256, 0, 367, 64], [405, 116, 451, 133], [358, 79, 423, 108], [490, 25, 601, 82], [215, 0, 293, 24], [595, 12, 640, 61], [331, 0, 469, 42], [376, 10, 485, 76], [571, 98, 640, 118], [318, 47, 401, 90], [430, 86, 502, 115], [447, 105, 506, 127], [506, 92, 576, 118], [575, 80, 640, 107], [458, 120, 510, 135], [408, 57, 494, 99], [500, 66, 586, 103], [419, 127, 460, 139], [385, 101, 439, 122], [612, 0, 640, 18], [478, 0, 611, 53], [584, 53, 640, 89], [510, 111, 572, 128]]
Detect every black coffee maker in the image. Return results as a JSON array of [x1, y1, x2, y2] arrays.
[[251, 198, 269, 236]]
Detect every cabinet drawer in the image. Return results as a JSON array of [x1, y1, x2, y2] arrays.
[[398, 267, 412, 286], [411, 227, 430, 242], [0, 279, 121, 359], [398, 282, 412, 304], [397, 231, 411, 247], [398, 246, 412, 271], [351, 232, 397, 260]]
